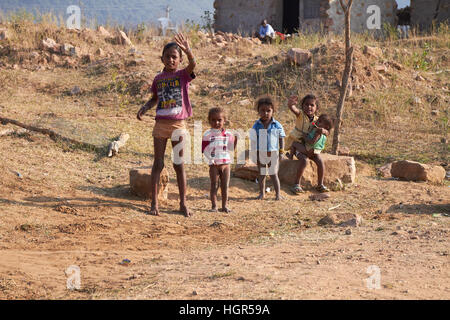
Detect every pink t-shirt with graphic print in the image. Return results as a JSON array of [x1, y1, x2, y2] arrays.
[[151, 68, 194, 120]]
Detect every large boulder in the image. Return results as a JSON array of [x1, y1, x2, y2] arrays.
[[234, 153, 356, 187], [287, 48, 312, 66], [129, 167, 169, 200], [391, 160, 445, 183]]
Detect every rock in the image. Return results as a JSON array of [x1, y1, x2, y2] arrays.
[[415, 74, 425, 81], [330, 178, 344, 191], [363, 45, 382, 58], [234, 154, 356, 188], [238, 99, 251, 106], [278, 154, 356, 187], [41, 38, 59, 53], [96, 48, 105, 56], [251, 37, 261, 45], [215, 35, 225, 43], [389, 61, 402, 70], [60, 43, 78, 56], [126, 58, 145, 67], [70, 86, 82, 95], [377, 163, 392, 178], [81, 54, 93, 64], [51, 54, 61, 64], [115, 31, 133, 46], [391, 160, 446, 183], [413, 97, 421, 104], [318, 213, 362, 227], [0, 28, 8, 41], [309, 193, 330, 201], [345, 229, 352, 235], [97, 26, 111, 37], [375, 65, 387, 74], [337, 146, 350, 156], [431, 109, 439, 116], [129, 167, 169, 200], [287, 48, 312, 66]]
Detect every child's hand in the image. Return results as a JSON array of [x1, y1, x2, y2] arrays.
[[174, 33, 190, 53], [288, 95, 298, 108], [137, 106, 147, 121]]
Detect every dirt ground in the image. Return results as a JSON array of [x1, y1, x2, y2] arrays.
[[0, 22, 449, 300], [0, 133, 449, 299]]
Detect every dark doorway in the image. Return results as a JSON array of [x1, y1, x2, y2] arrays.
[[283, 0, 299, 34]]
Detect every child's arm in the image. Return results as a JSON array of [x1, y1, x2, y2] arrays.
[[305, 130, 321, 145], [315, 128, 329, 136], [175, 33, 196, 76], [287, 95, 301, 117], [137, 95, 157, 120]]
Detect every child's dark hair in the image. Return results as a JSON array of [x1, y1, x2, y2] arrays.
[[255, 94, 278, 112], [300, 94, 319, 110], [208, 107, 226, 121], [317, 114, 334, 130], [162, 42, 182, 58]]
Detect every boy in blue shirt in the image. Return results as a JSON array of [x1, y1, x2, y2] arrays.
[[251, 95, 286, 200], [259, 19, 275, 44]]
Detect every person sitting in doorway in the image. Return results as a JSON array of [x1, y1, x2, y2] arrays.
[[258, 19, 275, 44]]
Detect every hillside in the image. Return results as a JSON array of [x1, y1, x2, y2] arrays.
[[0, 0, 214, 27], [0, 20, 449, 300]]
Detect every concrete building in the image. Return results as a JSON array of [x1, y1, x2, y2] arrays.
[[213, 0, 398, 35], [411, 0, 449, 29]]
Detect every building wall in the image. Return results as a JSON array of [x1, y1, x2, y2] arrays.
[[213, 0, 283, 35], [213, 0, 398, 35], [327, 0, 397, 33], [411, 0, 450, 29]]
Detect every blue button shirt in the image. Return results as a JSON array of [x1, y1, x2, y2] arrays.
[[259, 24, 275, 38], [251, 118, 286, 152]]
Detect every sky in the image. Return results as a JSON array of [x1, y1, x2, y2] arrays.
[[396, 0, 410, 9]]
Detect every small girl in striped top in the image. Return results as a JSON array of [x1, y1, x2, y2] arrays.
[[202, 107, 237, 213]]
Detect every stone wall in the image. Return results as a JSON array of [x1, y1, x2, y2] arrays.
[[411, 0, 450, 30], [213, 0, 283, 35], [327, 0, 397, 33]]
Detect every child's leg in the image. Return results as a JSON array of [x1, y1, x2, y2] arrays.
[[311, 154, 325, 187], [256, 153, 266, 200], [149, 137, 168, 216], [219, 164, 231, 212], [171, 135, 191, 217], [292, 141, 308, 186], [209, 165, 219, 211]]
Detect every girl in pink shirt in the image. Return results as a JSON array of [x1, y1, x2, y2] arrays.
[[137, 33, 196, 217]]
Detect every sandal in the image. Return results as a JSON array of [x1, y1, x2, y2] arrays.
[[316, 184, 329, 193], [291, 184, 304, 194]]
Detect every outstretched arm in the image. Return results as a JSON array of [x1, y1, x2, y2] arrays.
[[137, 95, 158, 120], [175, 33, 196, 76], [287, 96, 301, 117]]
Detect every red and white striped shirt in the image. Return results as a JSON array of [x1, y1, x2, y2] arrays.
[[202, 129, 235, 165]]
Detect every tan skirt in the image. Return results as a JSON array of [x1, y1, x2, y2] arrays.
[[152, 119, 186, 139]]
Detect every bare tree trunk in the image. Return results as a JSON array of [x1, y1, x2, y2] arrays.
[[332, 0, 354, 155], [0, 116, 100, 151]]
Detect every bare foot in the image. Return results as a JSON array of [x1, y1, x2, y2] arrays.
[[256, 193, 264, 200], [146, 206, 160, 216], [275, 194, 284, 201], [180, 205, 192, 217], [220, 207, 231, 213], [210, 206, 218, 212]]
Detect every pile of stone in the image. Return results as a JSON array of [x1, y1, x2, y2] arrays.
[[196, 30, 261, 48]]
